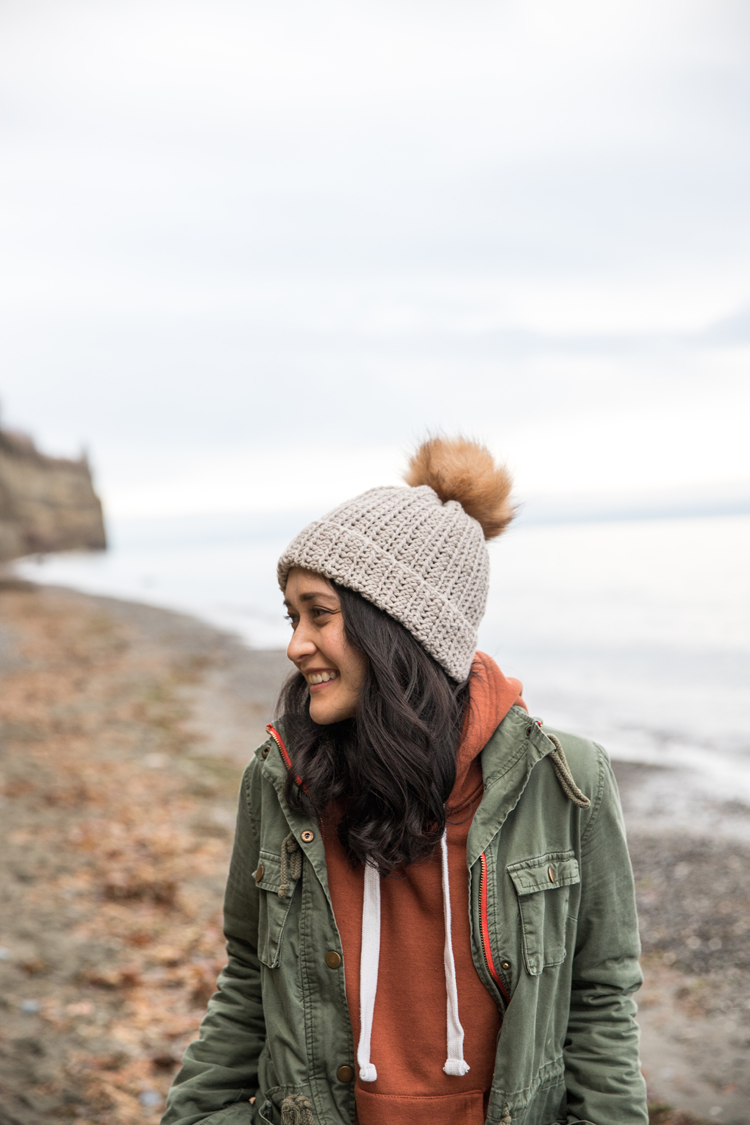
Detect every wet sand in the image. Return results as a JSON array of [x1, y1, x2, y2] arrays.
[[0, 583, 748, 1124]]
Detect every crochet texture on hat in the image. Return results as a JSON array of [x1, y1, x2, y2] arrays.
[[278, 438, 513, 681]]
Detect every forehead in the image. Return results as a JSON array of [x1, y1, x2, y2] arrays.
[[284, 567, 338, 603]]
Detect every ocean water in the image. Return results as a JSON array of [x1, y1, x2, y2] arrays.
[[15, 512, 750, 805]]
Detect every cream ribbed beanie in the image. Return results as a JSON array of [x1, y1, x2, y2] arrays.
[[277, 438, 514, 682]]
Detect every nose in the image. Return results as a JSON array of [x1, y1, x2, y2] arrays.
[[287, 620, 316, 665]]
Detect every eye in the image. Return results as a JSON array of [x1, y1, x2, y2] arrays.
[[284, 613, 298, 628]]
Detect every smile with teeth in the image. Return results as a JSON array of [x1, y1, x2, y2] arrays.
[[306, 670, 339, 685]]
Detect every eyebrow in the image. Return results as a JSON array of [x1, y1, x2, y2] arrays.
[[283, 590, 338, 607]]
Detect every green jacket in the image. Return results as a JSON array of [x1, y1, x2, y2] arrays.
[[162, 706, 648, 1125]]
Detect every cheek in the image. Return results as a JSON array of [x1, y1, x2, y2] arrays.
[[342, 650, 368, 693], [327, 625, 364, 686]]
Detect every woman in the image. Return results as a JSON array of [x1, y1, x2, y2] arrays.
[[162, 437, 648, 1125]]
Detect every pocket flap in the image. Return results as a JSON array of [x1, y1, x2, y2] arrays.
[[254, 850, 298, 968], [507, 851, 580, 895], [254, 848, 299, 896]]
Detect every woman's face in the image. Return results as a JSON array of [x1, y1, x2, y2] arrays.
[[284, 568, 368, 725]]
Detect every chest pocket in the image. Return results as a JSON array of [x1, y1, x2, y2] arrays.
[[507, 851, 580, 977], [254, 840, 301, 968]]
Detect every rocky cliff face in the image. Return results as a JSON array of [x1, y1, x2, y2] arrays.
[[0, 429, 106, 561]]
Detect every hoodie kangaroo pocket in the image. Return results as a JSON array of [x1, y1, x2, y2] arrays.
[[507, 851, 580, 977]]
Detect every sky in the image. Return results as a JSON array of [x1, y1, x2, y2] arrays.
[[1, 0, 749, 520]]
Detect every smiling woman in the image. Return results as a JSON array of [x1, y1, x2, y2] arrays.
[[162, 437, 648, 1125], [283, 569, 367, 725]]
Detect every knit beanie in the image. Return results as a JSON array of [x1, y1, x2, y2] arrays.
[[277, 438, 514, 682]]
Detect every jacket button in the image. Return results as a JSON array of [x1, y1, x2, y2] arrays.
[[325, 951, 342, 969], [501, 961, 511, 971], [301, 830, 315, 843], [548, 866, 556, 882], [336, 1065, 355, 1083], [254, 865, 265, 883]]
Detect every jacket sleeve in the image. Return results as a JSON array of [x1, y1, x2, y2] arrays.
[[564, 746, 648, 1125], [161, 761, 264, 1125]]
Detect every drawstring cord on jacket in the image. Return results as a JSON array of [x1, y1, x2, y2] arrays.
[[545, 733, 591, 809], [357, 829, 470, 1084], [280, 1094, 315, 1125], [279, 831, 302, 899]]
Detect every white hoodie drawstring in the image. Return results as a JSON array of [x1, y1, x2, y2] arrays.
[[440, 830, 470, 1076], [357, 861, 381, 1082], [356, 830, 470, 1084]]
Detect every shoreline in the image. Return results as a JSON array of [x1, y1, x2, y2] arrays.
[[1, 583, 748, 1123], [15, 563, 750, 823]]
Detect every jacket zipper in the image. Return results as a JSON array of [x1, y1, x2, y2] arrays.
[[479, 851, 510, 1007], [266, 724, 307, 791]]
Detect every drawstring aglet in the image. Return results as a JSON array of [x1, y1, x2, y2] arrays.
[[443, 1058, 471, 1076]]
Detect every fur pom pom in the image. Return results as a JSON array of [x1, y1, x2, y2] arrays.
[[404, 436, 514, 540]]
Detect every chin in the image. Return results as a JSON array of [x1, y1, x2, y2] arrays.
[[309, 705, 338, 726], [309, 694, 352, 726]]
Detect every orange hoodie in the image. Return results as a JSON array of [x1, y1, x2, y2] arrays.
[[321, 653, 526, 1125]]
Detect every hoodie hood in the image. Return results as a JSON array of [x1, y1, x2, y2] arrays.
[[450, 651, 526, 811]]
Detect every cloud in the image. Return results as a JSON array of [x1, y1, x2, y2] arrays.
[[0, 0, 749, 516]]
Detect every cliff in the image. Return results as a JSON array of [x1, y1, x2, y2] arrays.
[[0, 429, 106, 561]]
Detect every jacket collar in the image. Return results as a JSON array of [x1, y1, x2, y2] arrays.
[[261, 706, 555, 876], [466, 705, 554, 867], [258, 721, 335, 903]]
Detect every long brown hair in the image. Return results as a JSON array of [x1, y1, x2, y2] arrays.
[[279, 582, 470, 875]]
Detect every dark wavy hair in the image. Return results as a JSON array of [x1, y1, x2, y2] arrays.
[[278, 582, 470, 875]]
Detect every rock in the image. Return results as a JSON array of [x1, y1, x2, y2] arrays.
[[0, 428, 106, 561]]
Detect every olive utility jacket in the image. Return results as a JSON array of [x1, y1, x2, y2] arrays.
[[162, 706, 648, 1125]]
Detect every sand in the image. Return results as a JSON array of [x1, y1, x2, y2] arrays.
[[0, 582, 748, 1124]]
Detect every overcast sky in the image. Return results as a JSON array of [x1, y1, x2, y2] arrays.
[[1, 0, 749, 519]]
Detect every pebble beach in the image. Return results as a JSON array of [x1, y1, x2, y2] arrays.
[[0, 582, 748, 1124]]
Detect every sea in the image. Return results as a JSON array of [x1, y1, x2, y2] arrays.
[[15, 510, 750, 811]]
